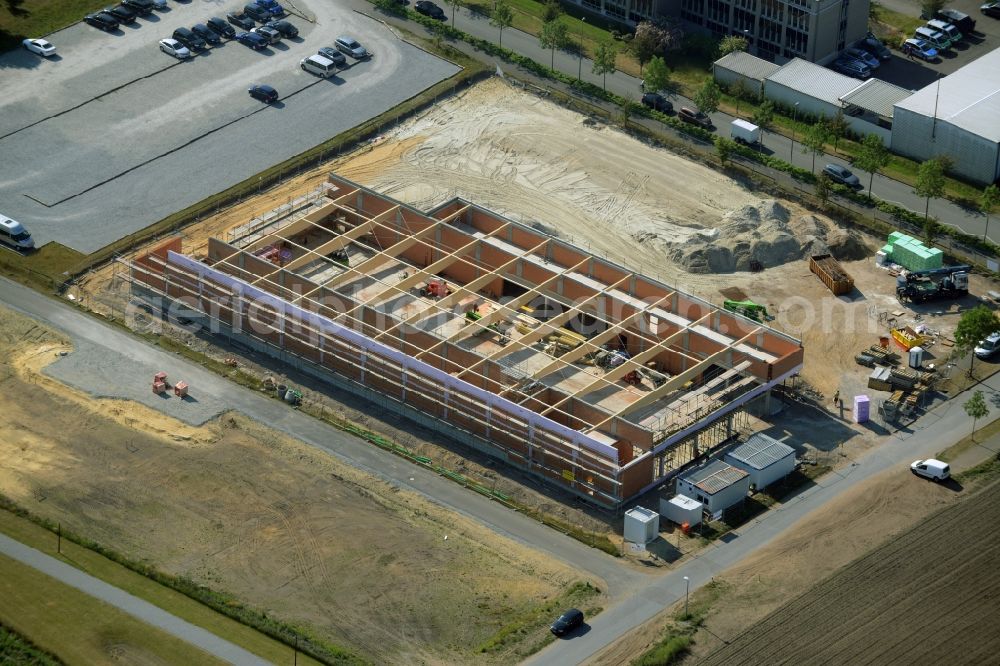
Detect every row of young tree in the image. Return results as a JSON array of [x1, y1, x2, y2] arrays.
[[412, 0, 1000, 241]]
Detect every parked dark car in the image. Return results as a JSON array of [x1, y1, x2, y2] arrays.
[[983, 1, 1000, 18], [415, 0, 446, 19], [822, 164, 862, 188], [243, 3, 272, 22], [248, 84, 279, 103], [934, 7, 976, 32], [336, 35, 370, 59], [550, 609, 584, 637], [678, 107, 712, 129], [103, 5, 136, 24], [84, 12, 119, 31], [173, 27, 208, 51], [255, 0, 285, 17], [317, 46, 347, 66], [121, 0, 154, 15], [227, 12, 255, 30], [265, 19, 298, 38], [236, 31, 268, 50], [192, 24, 222, 45], [206, 17, 236, 39], [860, 34, 892, 60], [641, 92, 673, 113], [251, 25, 281, 44]]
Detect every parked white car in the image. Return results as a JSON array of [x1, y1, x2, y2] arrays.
[[159, 38, 191, 59], [22, 38, 57, 56]]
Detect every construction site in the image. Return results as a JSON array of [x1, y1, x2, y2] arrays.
[[126, 172, 803, 510]]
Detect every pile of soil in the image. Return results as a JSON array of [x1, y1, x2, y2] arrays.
[[634, 200, 867, 274]]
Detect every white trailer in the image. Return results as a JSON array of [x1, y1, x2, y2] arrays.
[[730, 119, 761, 145]]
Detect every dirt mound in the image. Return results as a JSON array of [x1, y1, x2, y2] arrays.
[[633, 200, 867, 274]]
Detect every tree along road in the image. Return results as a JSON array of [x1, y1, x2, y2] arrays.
[[3, 277, 998, 663], [0, 277, 636, 596], [0, 532, 272, 665], [355, 0, 991, 242], [525, 380, 1000, 665]]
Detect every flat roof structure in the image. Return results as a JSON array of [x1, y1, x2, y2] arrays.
[[713, 51, 782, 82], [726, 433, 795, 470], [680, 460, 749, 496], [894, 48, 1000, 143], [840, 79, 913, 121], [128, 174, 803, 508]]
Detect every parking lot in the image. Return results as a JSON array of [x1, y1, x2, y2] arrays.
[[0, 0, 459, 253], [870, 0, 1000, 90]]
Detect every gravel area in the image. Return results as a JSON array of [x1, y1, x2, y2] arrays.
[[0, 0, 460, 253], [44, 338, 227, 425]]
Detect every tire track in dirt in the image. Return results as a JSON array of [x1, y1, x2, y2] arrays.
[[697, 481, 1000, 665]]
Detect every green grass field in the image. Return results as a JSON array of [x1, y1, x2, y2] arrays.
[[0, 552, 229, 665], [0, 510, 325, 666], [0, 0, 110, 50], [0, 623, 63, 666]]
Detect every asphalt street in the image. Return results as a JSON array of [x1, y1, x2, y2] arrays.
[[364, 1, 996, 243], [0, 532, 272, 665], [0, 0, 458, 253], [528, 375, 1000, 665], [0, 276, 637, 596], [4, 276, 1000, 664]]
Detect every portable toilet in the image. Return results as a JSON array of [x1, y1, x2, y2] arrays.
[[624, 506, 659, 544], [909, 346, 924, 369]]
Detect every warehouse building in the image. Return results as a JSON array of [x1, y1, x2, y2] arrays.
[[891, 49, 1000, 186], [763, 58, 864, 119], [675, 460, 750, 516], [712, 51, 781, 99], [724, 433, 796, 490], [127, 174, 803, 510]]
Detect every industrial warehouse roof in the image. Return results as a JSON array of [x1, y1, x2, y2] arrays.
[[840, 79, 914, 119], [894, 49, 1000, 142], [727, 434, 795, 470], [713, 51, 781, 82], [766, 58, 864, 107], [681, 460, 748, 495]]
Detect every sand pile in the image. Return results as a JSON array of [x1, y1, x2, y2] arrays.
[[634, 200, 867, 274]]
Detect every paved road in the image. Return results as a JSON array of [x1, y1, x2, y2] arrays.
[[0, 276, 637, 596], [361, 2, 994, 243], [0, 532, 271, 665], [526, 375, 1000, 665], [0, 0, 458, 253]]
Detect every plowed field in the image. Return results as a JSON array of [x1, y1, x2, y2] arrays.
[[698, 479, 1000, 665]]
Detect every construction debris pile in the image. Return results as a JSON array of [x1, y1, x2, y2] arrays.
[[638, 201, 867, 274]]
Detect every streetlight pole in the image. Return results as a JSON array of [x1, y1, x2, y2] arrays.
[[790, 102, 799, 162], [683, 575, 690, 617], [578, 18, 587, 81]]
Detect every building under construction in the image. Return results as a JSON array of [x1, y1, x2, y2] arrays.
[[128, 174, 804, 509]]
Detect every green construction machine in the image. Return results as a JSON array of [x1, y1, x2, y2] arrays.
[[724, 299, 774, 323]]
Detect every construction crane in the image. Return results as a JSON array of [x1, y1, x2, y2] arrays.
[[724, 299, 774, 323], [896, 265, 970, 303]]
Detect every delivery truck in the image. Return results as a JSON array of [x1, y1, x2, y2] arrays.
[[730, 119, 761, 146]]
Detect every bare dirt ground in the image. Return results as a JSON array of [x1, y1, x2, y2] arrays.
[[0, 306, 594, 665], [696, 478, 1000, 665], [74, 76, 997, 540], [589, 464, 977, 665]]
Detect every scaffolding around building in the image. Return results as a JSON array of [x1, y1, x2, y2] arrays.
[[127, 174, 803, 508]]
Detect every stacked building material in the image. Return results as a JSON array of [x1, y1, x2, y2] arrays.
[[881, 232, 943, 271]]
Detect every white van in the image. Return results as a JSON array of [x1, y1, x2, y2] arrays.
[[300, 54, 337, 78], [910, 458, 950, 481], [926, 19, 962, 43], [914, 26, 951, 50], [0, 214, 35, 251]]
